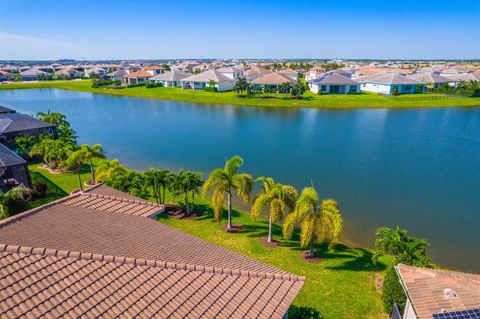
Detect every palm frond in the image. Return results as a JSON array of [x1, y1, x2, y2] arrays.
[[232, 173, 253, 203], [251, 193, 270, 221], [211, 187, 225, 222]]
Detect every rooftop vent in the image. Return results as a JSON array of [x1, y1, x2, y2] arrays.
[[443, 288, 457, 299]]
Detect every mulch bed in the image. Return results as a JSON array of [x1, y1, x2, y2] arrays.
[[300, 251, 322, 264], [259, 237, 280, 248], [163, 205, 203, 220], [222, 224, 244, 233]]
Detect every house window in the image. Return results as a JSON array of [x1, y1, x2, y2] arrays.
[[404, 85, 412, 91], [349, 85, 357, 93], [321, 85, 327, 91]]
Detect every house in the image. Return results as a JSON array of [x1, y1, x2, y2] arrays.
[[54, 68, 81, 80], [124, 70, 153, 85], [305, 66, 326, 81], [143, 65, 163, 76], [406, 73, 455, 88], [251, 72, 296, 92], [0, 112, 56, 143], [244, 66, 272, 81], [0, 70, 14, 82], [278, 68, 299, 81], [357, 73, 425, 95], [84, 66, 107, 78], [149, 71, 190, 87], [309, 73, 360, 94], [180, 69, 235, 91], [0, 104, 16, 114], [217, 66, 244, 81], [19, 67, 48, 81], [0, 184, 304, 318], [106, 68, 129, 82], [444, 73, 480, 83], [0, 143, 32, 190], [395, 264, 480, 319]]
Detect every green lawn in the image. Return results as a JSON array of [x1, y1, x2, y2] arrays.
[[25, 163, 392, 318], [1, 80, 479, 108]]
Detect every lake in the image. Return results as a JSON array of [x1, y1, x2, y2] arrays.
[[1, 88, 479, 271]]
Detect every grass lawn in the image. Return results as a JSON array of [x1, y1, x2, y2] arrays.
[[24, 162, 393, 318], [1, 80, 479, 109]]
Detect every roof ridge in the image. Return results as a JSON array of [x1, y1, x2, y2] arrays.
[[78, 191, 163, 208], [0, 243, 305, 283], [0, 192, 83, 229], [397, 263, 480, 278]]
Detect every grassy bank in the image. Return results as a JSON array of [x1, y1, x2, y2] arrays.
[[1, 80, 479, 109], [26, 163, 392, 318]]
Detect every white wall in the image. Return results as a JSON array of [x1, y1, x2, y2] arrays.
[[361, 82, 392, 94], [403, 299, 418, 319]]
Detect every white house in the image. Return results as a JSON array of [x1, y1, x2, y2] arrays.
[[395, 264, 480, 319], [357, 73, 425, 95], [123, 70, 153, 85], [244, 66, 272, 81], [149, 71, 190, 87], [84, 67, 107, 78], [106, 69, 129, 81], [250, 72, 295, 92], [217, 66, 244, 81], [308, 73, 360, 94], [20, 67, 48, 81], [143, 65, 163, 76], [180, 69, 235, 91]]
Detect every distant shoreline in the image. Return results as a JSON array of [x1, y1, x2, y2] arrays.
[[1, 80, 479, 109]]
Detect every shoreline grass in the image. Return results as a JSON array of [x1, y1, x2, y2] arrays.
[[26, 164, 392, 318], [1, 80, 479, 109]]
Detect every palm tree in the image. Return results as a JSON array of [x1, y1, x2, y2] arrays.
[[80, 144, 105, 184], [283, 187, 343, 258], [64, 149, 86, 191], [171, 170, 193, 215], [279, 82, 292, 96], [0, 202, 8, 220], [95, 159, 127, 183], [36, 108, 68, 128], [202, 156, 253, 231], [188, 172, 203, 209], [251, 177, 297, 243]]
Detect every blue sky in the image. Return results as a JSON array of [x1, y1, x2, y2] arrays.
[[0, 0, 479, 60]]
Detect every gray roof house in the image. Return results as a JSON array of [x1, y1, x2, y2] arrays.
[[357, 73, 426, 95], [0, 143, 31, 190], [19, 67, 48, 81], [180, 69, 235, 91], [0, 104, 16, 114], [407, 73, 455, 88], [106, 69, 129, 81], [0, 113, 55, 142], [444, 73, 480, 82], [150, 71, 190, 87], [308, 72, 360, 94]]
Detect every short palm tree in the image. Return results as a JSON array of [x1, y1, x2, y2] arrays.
[[95, 159, 127, 183], [80, 144, 105, 184], [251, 177, 297, 243], [283, 187, 343, 258], [64, 149, 87, 191], [202, 156, 253, 231]]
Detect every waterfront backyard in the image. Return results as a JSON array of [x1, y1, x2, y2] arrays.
[[1, 80, 479, 108]]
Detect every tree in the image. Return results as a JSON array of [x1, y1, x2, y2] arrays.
[[58, 122, 78, 145], [202, 156, 253, 231], [80, 144, 105, 184], [36, 108, 69, 128], [251, 177, 297, 243], [1, 187, 31, 216], [15, 134, 36, 158], [95, 159, 127, 183], [0, 201, 8, 220], [64, 149, 87, 191], [234, 77, 251, 95], [283, 187, 343, 258], [109, 170, 145, 196], [279, 82, 292, 96], [291, 82, 306, 98]]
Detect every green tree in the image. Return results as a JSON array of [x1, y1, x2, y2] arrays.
[[202, 156, 253, 231], [95, 159, 127, 183], [234, 77, 251, 95], [291, 82, 306, 98], [279, 82, 292, 96], [80, 144, 105, 184], [251, 177, 297, 243], [283, 187, 343, 258], [36, 108, 69, 128], [15, 134, 36, 158], [64, 149, 87, 191]]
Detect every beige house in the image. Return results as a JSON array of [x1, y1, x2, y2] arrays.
[[124, 70, 153, 85], [149, 71, 190, 87]]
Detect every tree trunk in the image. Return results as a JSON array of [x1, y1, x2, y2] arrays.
[[309, 239, 315, 258], [162, 186, 166, 204], [90, 159, 95, 184], [227, 191, 232, 231], [77, 169, 83, 192], [185, 191, 190, 215], [268, 215, 273, 243]]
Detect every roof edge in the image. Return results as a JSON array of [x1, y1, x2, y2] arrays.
[[0, 243, 306, 283]]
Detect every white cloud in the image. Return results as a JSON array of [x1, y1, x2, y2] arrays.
[[0, 31, 86, 60]]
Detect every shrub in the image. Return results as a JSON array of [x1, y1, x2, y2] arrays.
[[2, 193, 28, 215], [33, 182, 49, 199], [392, 87, 399, 96], [204, 86, 218, 92], [126, 82, 146, 88], [91, 79, 114, 88], [382, 265, 406, 314], [145, 82, 163, 88], [290, 307, 323, 319]]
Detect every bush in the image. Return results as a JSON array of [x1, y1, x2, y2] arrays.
[[290, 307, 322, 319], [392, 87, 399, 96], [91, 79, 114, 88], [382, 265, 406, 314], [145, 82, 163, 88], [2, 194, 28, 215], [33, 182, 48, 199], [126, 82, 146, 88], [204, 86, 218, 92]]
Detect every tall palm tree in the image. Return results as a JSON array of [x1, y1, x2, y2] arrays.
[[95, 159, 127, 183], [64, 149, 86, 191], [251, 177, 297, 243], [202, 156, 253, 231], [80, 144, 105, 184], [283, 187, 343, 258], [36, 108, 68, 128]]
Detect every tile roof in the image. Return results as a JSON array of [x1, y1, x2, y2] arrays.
[[251, 72, 295, 85], [407, 73, 453, 84], [0, 113, 54, 134], [181, 70, 233, 83], [150, 71, 190, 82], [444, 73, 480, 82], [396, 264, 480, 319], [310, 72, 359, 85], [0, 187, 304, 318], [356, 73, 422, 85], [244, 66, 272, 76], [19, 67, 47, 76], [126, 70, 153, 79]]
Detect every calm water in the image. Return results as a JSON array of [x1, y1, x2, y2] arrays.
[[1, 88, 479, 271]]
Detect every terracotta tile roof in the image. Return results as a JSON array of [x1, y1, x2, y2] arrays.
[[396, 264, 480, 319], [126, 70, 153, 79], [181, 70, 233, 83], [0, 187, 304, 318], [251, 72, 295, 85], [310, 72, 359, 85]]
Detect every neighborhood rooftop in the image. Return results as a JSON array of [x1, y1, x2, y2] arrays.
[[0, 112, 55, 134], [0, 184, 304, 318]]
